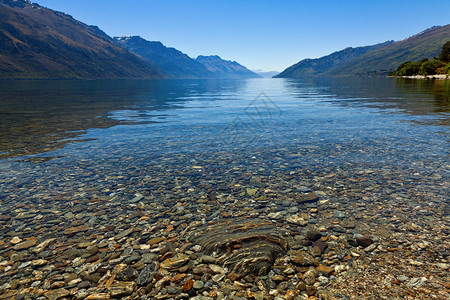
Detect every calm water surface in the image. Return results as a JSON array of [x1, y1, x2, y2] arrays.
[[0, 77, 448, 204]]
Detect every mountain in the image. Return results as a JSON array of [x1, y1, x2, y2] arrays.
[[0, 0, 165, 79], [196, 55, 262, 79], [327, 25, 450, 76], [275, 41, 394, 78], [276, 25, 450, 77], [252, 70, 280, 78], [114, 36, 215, 79]]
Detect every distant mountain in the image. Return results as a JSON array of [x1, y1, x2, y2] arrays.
[[326, 25, 450, 76], [277, 25, 450, 77], [252, 70, 280, 78], [114, 36, 215, 79], [0, 0, 165, 79], [275, 41, 394, 78], [196, 55, 262, 79]]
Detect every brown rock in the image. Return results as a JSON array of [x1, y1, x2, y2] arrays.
[[44, 288, 69, 300], [108, 281, 136, 297], [297, 192, 319, 203], [356, 235, 374, 247], [182, 279, 194, 292], [312, 240, 327, 254], [285, 290, 299, 300], [85, 294, 111, 300], [160, 253, 189, 270], [64, 225, 88, 235], [227, 272, 243, 281], [171, 273, 187, 284], [146, 237, 165, 246], [316, 265, 334, 277], [13, 238, 37, 250], [290, 250, 319, 267]]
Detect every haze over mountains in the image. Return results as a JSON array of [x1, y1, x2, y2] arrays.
[[276, 25, 450, 78]]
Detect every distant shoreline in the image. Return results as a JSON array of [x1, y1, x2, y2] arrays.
[[389, 74, 450, 80]]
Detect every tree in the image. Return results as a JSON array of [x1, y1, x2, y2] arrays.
[[419, 59, 444, 75], [438, 41, 450, 62]]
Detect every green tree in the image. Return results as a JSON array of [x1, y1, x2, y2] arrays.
[[419, 59, 444, 75], [438, 41, 450, 62]]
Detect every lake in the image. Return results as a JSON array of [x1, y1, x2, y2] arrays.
[[0, 78, 448, 298]]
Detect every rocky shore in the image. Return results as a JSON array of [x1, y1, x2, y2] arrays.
[[0, 152, 448, 300], [390, 74, 450, 80]]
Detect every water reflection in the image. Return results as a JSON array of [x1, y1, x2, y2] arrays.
[[284, 77, 449, 126], [0, 79, 246, 159]]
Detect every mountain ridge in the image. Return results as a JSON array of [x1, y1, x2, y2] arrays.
[[114, 36, 215, 79], [276, 25, 450, 77], [196, 55, 261, 79], [0, 0, 165, 79], [275, 41, 394, 78]]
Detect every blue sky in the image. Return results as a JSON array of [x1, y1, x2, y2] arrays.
[[37, 0, 450, 72]]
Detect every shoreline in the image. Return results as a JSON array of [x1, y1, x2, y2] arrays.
[[390, 74, 450, 80]]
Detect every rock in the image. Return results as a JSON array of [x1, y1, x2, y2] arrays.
[[306, 230, 322, 241], [286, 215, 308, 226], [85, 294, 110, 300], [312, 240, 327, 254], [333, 211, 346, 219], [146, 237, 165, 246], [303, 269, 318, 285], [190, 218, 288, 276], [137, 264, 154, 286], [64, 225, 88, 235], [32, 238, 56, 253], [272, 274, 285, 283], [247, 188, 257, 196], [43, 288, 69, 300], [290, 250, 319, 267], [406, 277, 427, 288], [13, 238, 37, 250], [160, 253, 189, 270], [316, 265, 334, 277], [108, 281, 136, 297], [193, 280, 204, 290], [116, 267, 138, 281], [31, 259, 48, 267], [297, 193, 319, 203], [209, 264, 225, 274], [182, 279, 195, 292], [212, 274, 225, 282], [356, 235, 374, 247], [397, 275, 409, 283], [10, 236, 22, 244]]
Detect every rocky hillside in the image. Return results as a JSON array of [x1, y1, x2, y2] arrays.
[[0, 0, 165, 79]]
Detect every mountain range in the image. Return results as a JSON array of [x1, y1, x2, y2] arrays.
[[114, 36, 213, 79], [0, 0, 448, 79], [276, 25, 450, 78], [196, 55, 261, 79], [0, 0, 164, 79], [114, 36, 261, 79], [0, 0, 258, 79]]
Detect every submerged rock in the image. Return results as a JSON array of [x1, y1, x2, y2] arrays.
[[189, 218, 288, 276]]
